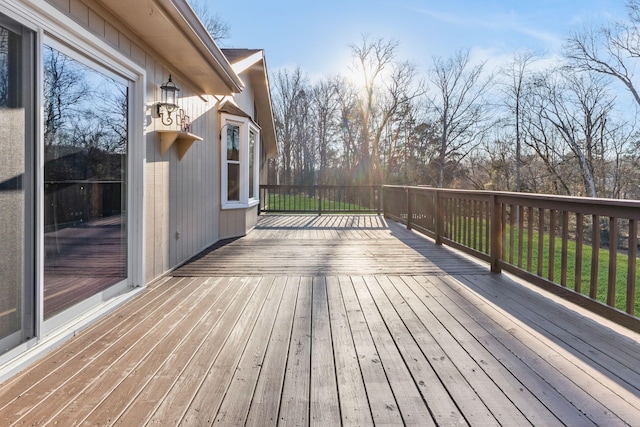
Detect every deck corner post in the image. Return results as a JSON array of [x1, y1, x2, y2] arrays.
[[490, 193, 502, 273], [317, 186, 322, 216], [406, 187, 413, 230], [377, 185, 383, 215]]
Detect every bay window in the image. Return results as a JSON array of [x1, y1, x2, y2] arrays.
[[221, 113, 260, 208]]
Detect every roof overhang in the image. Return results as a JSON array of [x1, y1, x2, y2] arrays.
[[222, 49, 278, 158], [94, 0, 243, 96]]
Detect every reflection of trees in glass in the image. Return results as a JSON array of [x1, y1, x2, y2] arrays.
[[43, 46, 127, 182], [0, 27, 8, 106], [43, 46, 128, 226]]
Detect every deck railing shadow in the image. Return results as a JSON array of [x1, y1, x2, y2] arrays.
[[254, 213, 390, 230], [383, 185, 640, 333], [384, 219, 640, 397]]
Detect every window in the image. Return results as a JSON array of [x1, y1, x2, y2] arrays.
[[249, 129, 256, 200], [226, 124, 240, 201], [221, 113, 260, 208]]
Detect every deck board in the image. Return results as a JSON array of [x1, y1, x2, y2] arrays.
[[1, 214, 639, 426]]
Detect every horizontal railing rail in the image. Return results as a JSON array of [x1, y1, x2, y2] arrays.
[[383, 185, 640, 331], [259, 185, 382, 214]]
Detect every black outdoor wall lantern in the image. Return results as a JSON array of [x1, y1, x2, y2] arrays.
[[157, 74, 180, 126]]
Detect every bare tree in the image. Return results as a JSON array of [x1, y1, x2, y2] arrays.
[[311, 77, 340, 184], [524, 69, 614, 197], [43, 46, 89, 147], [188, 0, 231, 43], [272, 67, 309, 184], [335, 77, 361, 183], [0, 29, 8, 106], [501, 50, 538, 191], [350, 35, 398, 184], [350, 35, 425, 185], [565, 0, 640, 107], [428, 49, 493, 188]]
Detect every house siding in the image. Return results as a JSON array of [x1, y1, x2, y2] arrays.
[[45, 0, 222, 283]]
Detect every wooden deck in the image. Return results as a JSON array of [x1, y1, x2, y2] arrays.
[[1, 215, 639, 426]]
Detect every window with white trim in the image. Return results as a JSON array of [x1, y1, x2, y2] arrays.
[[221, 113, 260, 208]]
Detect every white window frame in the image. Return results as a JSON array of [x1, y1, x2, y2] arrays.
[[221, 113, 260, 209]]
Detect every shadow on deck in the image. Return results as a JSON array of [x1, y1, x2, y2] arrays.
[[0, 215, 638, 426]]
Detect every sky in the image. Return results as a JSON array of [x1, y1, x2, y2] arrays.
[[210, 0, 629, 81]]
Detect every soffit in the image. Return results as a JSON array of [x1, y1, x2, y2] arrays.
[[93, 0, 242, 95]]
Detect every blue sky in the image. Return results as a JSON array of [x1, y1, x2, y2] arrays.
[[211, 0, 628, 79]]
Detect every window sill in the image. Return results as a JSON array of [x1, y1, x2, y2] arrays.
[[157, 130, 203, 160], [221, 199, 260, 210]]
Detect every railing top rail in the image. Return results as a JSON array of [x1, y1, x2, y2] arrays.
[[383, 185, 640, 218], [262, 184, 381, 189]]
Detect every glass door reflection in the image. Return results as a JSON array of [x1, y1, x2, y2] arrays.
[[43, 46, 128, 318]]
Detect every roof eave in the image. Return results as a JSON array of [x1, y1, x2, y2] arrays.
[[249, 59, 278, 158], [94, 0, 243, 95]]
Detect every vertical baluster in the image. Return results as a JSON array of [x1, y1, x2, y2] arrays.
[[464, 199, 469, 246], [537, 208, 545, 277], [627, 219, 637, 315], [561, 211, 569, 287], [486, 201, 491, 254], [406, 187, 412, 230], [501, 203, 507, 263], [478, 200, 484, 253], [509, 204, 516, 265], [590, 215, 600, 300], [607, 217, 618, 307], [472, 200, 478, 250], [548, 210, 556, 282], [527, 206, 534, 271], [490, 194, 502, 273], [518, 205, 524, 268], [468, 199, 473, 247], [575, 213, 584, 293]]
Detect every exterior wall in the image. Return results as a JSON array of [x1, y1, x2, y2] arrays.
[[219, 209, 247, 239], [232, 74, 256, 116], [46, 0, 221, 283], [246, 205, 259, 231]]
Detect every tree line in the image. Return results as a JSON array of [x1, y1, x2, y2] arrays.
[[270, 1, 640, 200]]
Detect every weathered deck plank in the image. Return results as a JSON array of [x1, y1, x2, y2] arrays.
[[325, 276, 374, 427], [245, 277, 299, 427], [0, 215, 638, 426], [310, 276, 341, 426], [278, 276, 312, 426]]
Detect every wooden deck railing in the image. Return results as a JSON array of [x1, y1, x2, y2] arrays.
[[259, 185, 382, 214], [383, 185, 640, 331]]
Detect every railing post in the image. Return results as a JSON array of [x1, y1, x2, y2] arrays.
[[377, 186, 382, 215], [317, 186, 322, 215], [435, 190, 443, 245], [490, 194, 502, 273], [406, 187, 412, 230]]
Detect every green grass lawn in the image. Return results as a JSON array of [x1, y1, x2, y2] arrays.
[[264, 193, 374, 213], [442, 216, 639, 315], [502, 225, 639, 315]]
